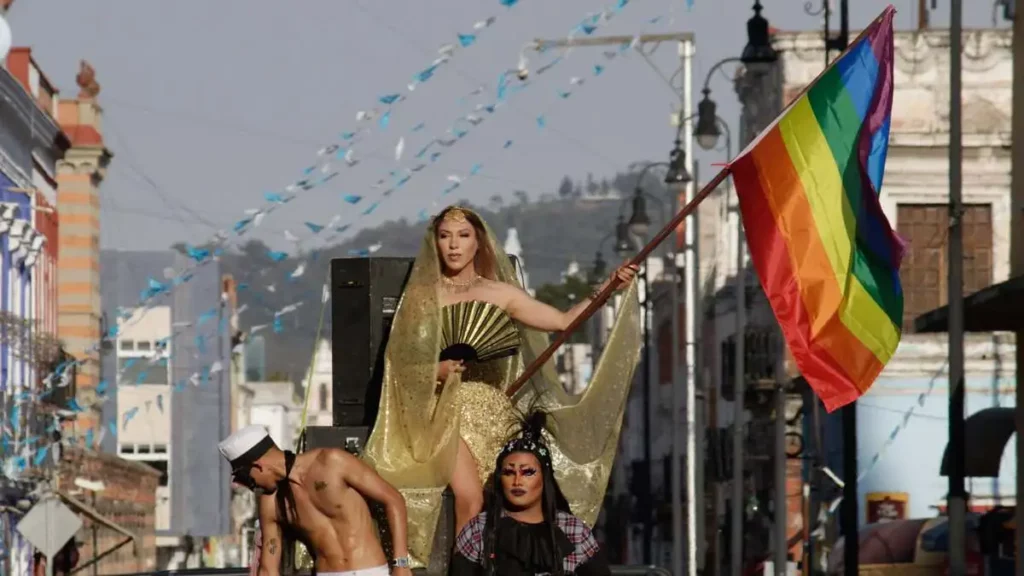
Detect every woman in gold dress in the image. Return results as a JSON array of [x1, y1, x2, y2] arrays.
[[363, 205, 643, 568]]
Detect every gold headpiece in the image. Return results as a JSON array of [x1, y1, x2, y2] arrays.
[[441, 207, 469, 224]]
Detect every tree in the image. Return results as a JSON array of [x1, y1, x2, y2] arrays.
[[557, 176, 574, 199], [585, 173, 598, 197], [489, 194, 504, 212], [513, 190, 530, 205], [534, 276, 595, 343]]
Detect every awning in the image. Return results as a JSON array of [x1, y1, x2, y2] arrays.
[[914, 275, 1024, 333], [939, 407, 1016, 478]]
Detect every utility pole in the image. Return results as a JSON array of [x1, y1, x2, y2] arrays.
[[532, 32, 696, 572], [1010, 0, 1024, 573], [947, 0, 967, 574]]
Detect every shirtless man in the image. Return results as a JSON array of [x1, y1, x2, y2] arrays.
[[219, 425, 410, 576]]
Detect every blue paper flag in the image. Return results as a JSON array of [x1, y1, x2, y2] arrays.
[[415, 67, 437, 83], [273, 317, 284, 333], [469, 163, 482, 176], [379, 111, 391, 129], [362, 202, 379, 216], [304, 222, 324, 234], [186, 245, 210, 262], [594, 64, 605, 76], [537, 115, 546, 128], [343, 194, 363, 204], [198, 308, 217, 325], [411, 122, 426, 132], [267, 250, 288, 262], [503, 140, 513, 149], [33, 445, 48, 467], [379, 94, 401, 105], [123, 407, 139, 428], [458, 34, 477, 47], [264, 192, 286, 203]]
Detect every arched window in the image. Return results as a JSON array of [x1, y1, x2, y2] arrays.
[[319, 383, 329, 412]]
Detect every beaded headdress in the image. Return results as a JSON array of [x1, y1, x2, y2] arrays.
[[497, 410, 553, 471]]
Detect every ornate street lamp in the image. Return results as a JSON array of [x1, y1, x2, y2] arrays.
[[627, 189, 652, 238], [741, 0, 779, 73], [665, 141, 693, 185], [614, 215, 634, 257], [695, 90, 722, 151]]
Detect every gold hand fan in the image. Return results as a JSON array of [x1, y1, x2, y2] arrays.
[[440, 300, 520, 363]]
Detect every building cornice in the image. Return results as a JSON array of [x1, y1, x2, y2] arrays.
[[0, 65, 68, 152]]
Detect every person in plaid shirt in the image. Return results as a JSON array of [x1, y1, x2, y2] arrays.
[[451, 411, 610, 576]]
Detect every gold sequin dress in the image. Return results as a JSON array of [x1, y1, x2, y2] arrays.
[[361, 207, 642, 567]]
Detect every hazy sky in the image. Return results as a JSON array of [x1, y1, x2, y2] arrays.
[[5, 0, 1007, 252]]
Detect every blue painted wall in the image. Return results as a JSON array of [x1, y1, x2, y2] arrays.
[[821, 372, 1016, 524], [0, 174, 31, 395]]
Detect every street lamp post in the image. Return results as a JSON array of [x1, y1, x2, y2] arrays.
[[620, 179, 665, 566], [612, 153, 691, 567], [692, 4, 779, 576]]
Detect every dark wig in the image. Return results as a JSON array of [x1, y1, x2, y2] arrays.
[[480, 410, 572, 576]]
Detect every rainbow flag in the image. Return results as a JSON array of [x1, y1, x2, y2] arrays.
[[730, 6, 903, 412]]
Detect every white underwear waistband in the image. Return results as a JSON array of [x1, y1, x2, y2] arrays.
[[318, 565, 389, 576]]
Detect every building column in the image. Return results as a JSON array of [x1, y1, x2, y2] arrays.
[[56, 76, 111, 439]]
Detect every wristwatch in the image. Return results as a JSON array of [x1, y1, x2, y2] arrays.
[[393, 556, 411, 569]]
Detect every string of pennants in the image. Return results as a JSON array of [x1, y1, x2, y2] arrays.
[[1, 0, 684, 476]]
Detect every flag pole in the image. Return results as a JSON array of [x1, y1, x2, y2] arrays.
[[505, 167, 731, 399]]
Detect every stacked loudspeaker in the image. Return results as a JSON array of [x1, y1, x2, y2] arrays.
[[303, 257, 414, 455]]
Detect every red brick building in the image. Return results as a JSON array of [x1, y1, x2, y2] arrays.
[[56, 447, 161, 574]]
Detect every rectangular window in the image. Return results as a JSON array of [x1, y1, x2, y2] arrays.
[[136, 341, 152, 352], [117, 358, 169, 385], [119, 340, 134, 351], [896, 204, 993, 332]]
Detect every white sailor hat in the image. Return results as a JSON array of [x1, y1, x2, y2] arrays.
[[218, 425, 276, 468]]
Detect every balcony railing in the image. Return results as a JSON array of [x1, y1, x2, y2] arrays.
[[718, 328, 781, 401]]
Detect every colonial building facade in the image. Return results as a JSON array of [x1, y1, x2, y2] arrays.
[[711, 25, 1016, 574]]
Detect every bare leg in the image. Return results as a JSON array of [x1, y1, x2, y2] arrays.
[[450, 438, 484, 533]]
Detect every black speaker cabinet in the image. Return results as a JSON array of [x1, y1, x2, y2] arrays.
[[331, 257, 415, 428], [304, 425, 369, 455]]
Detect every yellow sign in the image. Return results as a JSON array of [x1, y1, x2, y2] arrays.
[[865, 492, 909, 524]]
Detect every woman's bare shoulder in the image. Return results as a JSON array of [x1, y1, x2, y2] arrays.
[[478, 278, 524, 305]]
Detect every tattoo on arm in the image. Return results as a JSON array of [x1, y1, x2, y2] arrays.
[[314, 481, 327, 491], [267, 538, 278, 556]]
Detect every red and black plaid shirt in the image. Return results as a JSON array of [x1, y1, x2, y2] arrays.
[[455, 511, 601, 573]]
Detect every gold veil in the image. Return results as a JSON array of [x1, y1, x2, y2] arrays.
[[362, 207, 642, 566]]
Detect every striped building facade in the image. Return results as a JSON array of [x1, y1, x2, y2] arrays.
[[55, 85, 111, 437]]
